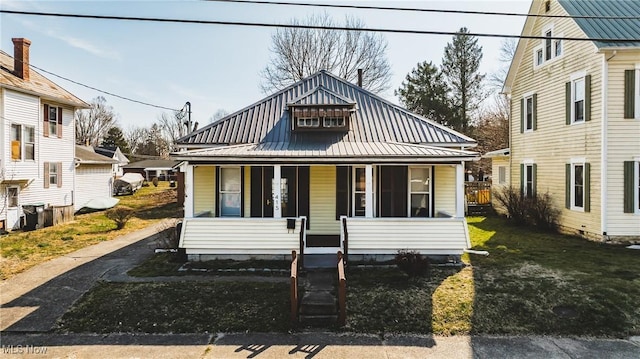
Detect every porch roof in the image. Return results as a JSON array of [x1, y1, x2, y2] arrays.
[[174, 141, 477, 163]]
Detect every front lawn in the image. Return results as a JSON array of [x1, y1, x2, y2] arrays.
[[57, 216, 640, 337], [0, 183, 179, 280]]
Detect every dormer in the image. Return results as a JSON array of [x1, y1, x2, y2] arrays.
[[287, 85, 356, 132]]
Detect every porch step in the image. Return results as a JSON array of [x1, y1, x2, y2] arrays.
[[298, 269, 338, 328], [300, 290, 337, 315], [298, 314, 339, 328]]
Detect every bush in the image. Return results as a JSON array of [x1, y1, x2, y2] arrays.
[[105, 206, 135, 230], [494, 186, 559, 231], [395, 250, 430, 278], [152, 177, 159, 187]]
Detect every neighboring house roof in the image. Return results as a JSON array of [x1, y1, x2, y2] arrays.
[[558, 0, 640, 49], [505, 0, 640, 92], [94, 146, 130, 164], [176, 70, 476, 148], [123, 159, 179, 170], [482, 148, 510, 158], [75, 145, 118, 165], [0, 50, 89, 108], [176, 141, 478, 163]]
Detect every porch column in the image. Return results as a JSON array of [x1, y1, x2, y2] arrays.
[[273, 165, 282, 218], [184, 162, 194, 218], [365, 164, 373, 218], [456, 163, 465, 218]]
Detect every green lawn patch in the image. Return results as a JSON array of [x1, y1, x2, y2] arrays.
[[57, 281, 291, 333]]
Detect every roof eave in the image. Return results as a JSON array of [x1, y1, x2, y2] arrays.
[[0, 83, 89, 109], [173, 155, 479, 163]]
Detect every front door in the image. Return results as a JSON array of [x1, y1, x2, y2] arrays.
[[6, 187, 20, 230]]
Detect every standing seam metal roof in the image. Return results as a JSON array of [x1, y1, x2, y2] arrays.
[[558, 0, 640, 48], [177, 70, 476, 147]]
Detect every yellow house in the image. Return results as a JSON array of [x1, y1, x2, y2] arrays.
[[504, 0, 640, 241], [173, 70, 479, 262]]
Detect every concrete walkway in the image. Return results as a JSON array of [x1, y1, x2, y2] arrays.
[[1, 222, 639, 358]]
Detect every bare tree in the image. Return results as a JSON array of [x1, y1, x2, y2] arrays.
[[261, 13, 392, 94], [75, 96, 117, 146], [209, 109, 229, 123], [124, 125, 147, 157], [488, 38, 517, 92]]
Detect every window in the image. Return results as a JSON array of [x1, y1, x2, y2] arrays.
[[24, 126, 35, 160], [566, 162, 590, 212], [323, 117, 345, 127], [10, 124, 21, 160], [535, 48, 543, 66], [409, 167, 431, 217], [520, 93, 537, 133], [623, 161, 640, 214], [49, 106, 58, 136], [566, 74, 591, 124], [521, 163, 536, 198], [545, 30, 552, 61], [297, 117, 320, 128], [353, 167, 367, 217], [49, 162, 58, 186], [535, 26, 562, 66], [498, 166, 506, 185], [624, 67, 640, 119], [7, 187, 19, 208], [219, 167, 241, 217], [554, 38, 562, 57]]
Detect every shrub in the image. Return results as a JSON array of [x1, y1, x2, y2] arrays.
[[152, 177, 159, 187], [395, 250, 430, 278], [155, 221, 180, 249], [105, 206, 135, 230], [494, 186, 559, 231]]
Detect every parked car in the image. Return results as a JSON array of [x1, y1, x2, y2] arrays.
[[113, 173, 144, 195]]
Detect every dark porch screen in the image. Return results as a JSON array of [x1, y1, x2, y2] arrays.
[[380, 166, 408, 217], [250, 166, 273, 217], [336, 166, 351, 219]]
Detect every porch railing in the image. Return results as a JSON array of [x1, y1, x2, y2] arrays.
[[337, 251, 346, 326]]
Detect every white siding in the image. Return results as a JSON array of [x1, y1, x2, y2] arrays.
[[341, 217, 470, 255], [309, 165, 338, 234], [179, 217, 303, 255], [75, 164, 114, 210], [605, 52, 640, 237], [434, 165, 456, 216], [509, 2, 603, 238]]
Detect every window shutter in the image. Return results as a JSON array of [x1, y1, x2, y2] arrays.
[[532, 163, 537, 197], [57, 108, 63, 138], [43, 104, 49, 138], [565, 82, 571, 125], [520, 164, 524, 196], [532, 93, 538, 130], [44, 162, 50, 189], [584, 162, 590, 212], [623, 161, 635, 213], [585, 75, 591, 122], [336, 166, 351, 219], [624, 70, 636, 119], [520, 98, 524, 133], [57, 162, 63, 188], [215, 167, 220, 217], [565, 164, 570, 209]]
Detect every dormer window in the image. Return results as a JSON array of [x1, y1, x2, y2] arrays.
[[297, 117, 320, 128], [291, 106, 352, 132], [324, 117, 345, 128]]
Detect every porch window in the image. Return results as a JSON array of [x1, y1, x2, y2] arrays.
[[409, 167, 431, 217], [219, 167, 242, 217], [7, 187, 19, 208]]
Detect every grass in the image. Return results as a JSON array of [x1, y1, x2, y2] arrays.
[[56, 281, 291, 333], [0, 182, 179, 280], [127, 254, 290, 277], [52, 215, 640, 337]]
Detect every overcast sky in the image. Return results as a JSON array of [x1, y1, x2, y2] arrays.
[[1, 0, 531, 130]]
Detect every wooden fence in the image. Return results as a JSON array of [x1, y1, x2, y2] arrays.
[[43, 205, 74, 227], [464, 181, 492, 205]]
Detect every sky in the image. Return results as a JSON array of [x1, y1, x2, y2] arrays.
[[1, 0, 531, 131]]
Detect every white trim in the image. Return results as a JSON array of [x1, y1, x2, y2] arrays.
[[569, 162, 586, 212], [185, 162, 194, 218], [523, 94, 535, 132], [273, 165, 282, 218], [570, 157, 587, 164], [522, 91, 536, 99], [522, 158, 534, 164], [218, 166, 242, 217], [570, 70, 587, 81], [456, 163, 464, 218], [635, 64, 640, 120], [365, 164, 373, 218], [408, 166, 432, 218], [601, 54, 608, 234]]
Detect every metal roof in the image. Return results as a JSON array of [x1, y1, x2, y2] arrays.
[[123, 159, 180, 169], [174, 141, 477, 163], [75, 146, 118, 164], [177, 70, 476, 147], [558, 0, 640, 49], [0, 50, 89, 108], [482, 148, 510, 158]]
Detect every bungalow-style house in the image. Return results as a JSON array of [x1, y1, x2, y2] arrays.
[[94, 146, 129, 177], [1, 38, 88, 231], [173, 70, 479, 261], [122, 159, 178, 181], [74, 146, 118, 211], [504, 0, 640, 241]]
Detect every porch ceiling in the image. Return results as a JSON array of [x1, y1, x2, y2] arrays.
[[173, 141, 478, 163]]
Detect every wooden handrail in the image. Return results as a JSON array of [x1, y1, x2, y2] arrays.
[[299, 217, 305, 269], [337, 250, 346, 326], [290, 250, 299, 325]]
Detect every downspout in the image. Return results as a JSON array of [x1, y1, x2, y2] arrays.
[[601, 51, 614, 239]]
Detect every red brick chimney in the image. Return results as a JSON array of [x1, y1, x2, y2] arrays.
[[12, 38, 31, 81]]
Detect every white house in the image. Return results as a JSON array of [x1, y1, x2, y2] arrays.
[[1, 38, 88, 230], [74, 145, 118, 211], [94, 146, 129, 177]]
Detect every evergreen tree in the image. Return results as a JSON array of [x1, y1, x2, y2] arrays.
[[395, 61, 453, 127], [101, 126, 131, 155], [441, 27, 486, 133]]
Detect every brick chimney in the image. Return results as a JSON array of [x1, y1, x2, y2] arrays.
[[12, 38, 31, 81]]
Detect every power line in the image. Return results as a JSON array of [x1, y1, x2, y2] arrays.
[[1, 9, 638, 43], [27, 62, 182, 112], [208, 0, 640, 20]]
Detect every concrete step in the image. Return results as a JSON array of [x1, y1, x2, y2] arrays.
[[299, 314, 338, 328], [300, 290, 337, 315]]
